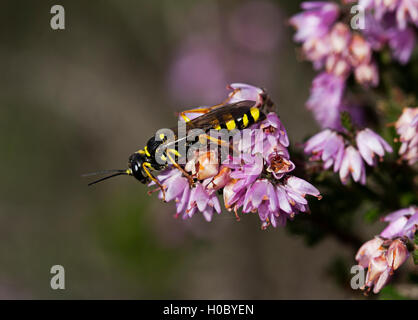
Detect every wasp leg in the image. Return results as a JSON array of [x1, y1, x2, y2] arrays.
[[198, 134, 238, 155], [142, 163, 166, 202], [178, 89, 240, 122], [165, 148, 195, 188]]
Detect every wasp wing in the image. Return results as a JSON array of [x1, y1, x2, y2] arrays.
[[184, 100, 256, 131], [161, 100, 257, 150]]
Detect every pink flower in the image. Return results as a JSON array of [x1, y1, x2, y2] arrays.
[[289, 2, 340, 43], [355, 236, 411, 294], [356, 128, 393, 166], [380, 206, 418, 239], [387, 239, 410, 270], [354, 62, 379, 87], [306, 72, 346, 129], [365, 255, 391, 294], [339, 146, 366, 185], [395, 107, 418, 165], [304, 129, 345, 172], [355, 237, 384, 268], [227, 83, 266, 107]]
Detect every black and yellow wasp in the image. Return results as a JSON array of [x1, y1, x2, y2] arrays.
[[85, 98, 270, 200]]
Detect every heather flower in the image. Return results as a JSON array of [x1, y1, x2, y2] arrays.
[[289, 1, 340, 43], [355, 236, 411, 294], [243, 179, 279, 221], [227, 83, 266, 107], [362, 12, 417, 64], [354, 62, 379, 87], [291, 1, 417, 129], [387, 239, 410, 270], [283, 175, 321, 210], [185, 150, 219, 180], [380, 206, 418, 239], [356, 128, 393, 166], [349, 34, 373, 66], [305, 127, 393, 185], [388, 27, 417, 64], [242, 175, 320, 228], [339, 146, 366, 185], [354, 206, 417, 293], [359, 0, 418, 29], [149, 83, 321, 229], [185, 183, 221, 222], [365, 255, 391, 293], [306, 72, 346, 129], [304, 129, 345, 172], [395, 107, 418, 165], [355, 237, 385, 268]]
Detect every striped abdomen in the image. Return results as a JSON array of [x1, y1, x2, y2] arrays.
[[212, 106, 266, 132]]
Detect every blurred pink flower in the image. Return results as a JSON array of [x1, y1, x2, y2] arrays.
[[167, 39, 227, 104], [228, 1, 282, 53], [395, 107, 418, 165]]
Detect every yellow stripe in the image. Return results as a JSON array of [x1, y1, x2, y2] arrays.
[[242, 114, 249, 127], [144, 162, 154, 170], [214, 125, 221, 131], [181, 114, 191, 123], [226, 119, 236, 131], [167, 148, 181, 157], [144, 146, 151, 157], [250, 107, 260, 122]]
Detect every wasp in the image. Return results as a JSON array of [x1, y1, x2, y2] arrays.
[[85, 95, 271, 200]]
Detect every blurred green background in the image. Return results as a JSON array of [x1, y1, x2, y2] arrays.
[[0, 0, 395, 299]]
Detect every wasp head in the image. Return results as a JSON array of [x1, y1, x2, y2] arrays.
[[128, 152, 149, 183]]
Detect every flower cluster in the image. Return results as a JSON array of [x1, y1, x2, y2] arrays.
[[355, 206, 417, 293], [150, 83, 321, 228], [304, 127, 392, 184], [355, 237, 409, 294], [350, 0, 418, 63], [395, 107, 418, 165], [290, 1, 418, 129]]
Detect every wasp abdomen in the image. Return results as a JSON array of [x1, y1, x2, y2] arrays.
[[215, 106, 265, 132]]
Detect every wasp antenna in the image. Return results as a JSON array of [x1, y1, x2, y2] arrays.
[[81, 169, 126, 177], [87, 172, 128, 186]]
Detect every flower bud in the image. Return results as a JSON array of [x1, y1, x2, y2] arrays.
[[330, 23, 351, 54], [354, 63, 379, 87], [355, 237, 384, 268], [196, 151, 219, 180], [206, 166, 231, 191], [365, 255, 388, 288], [349, 34, 372, 66], [387, 239, 409, 270], [223, 179, 238, 209]]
